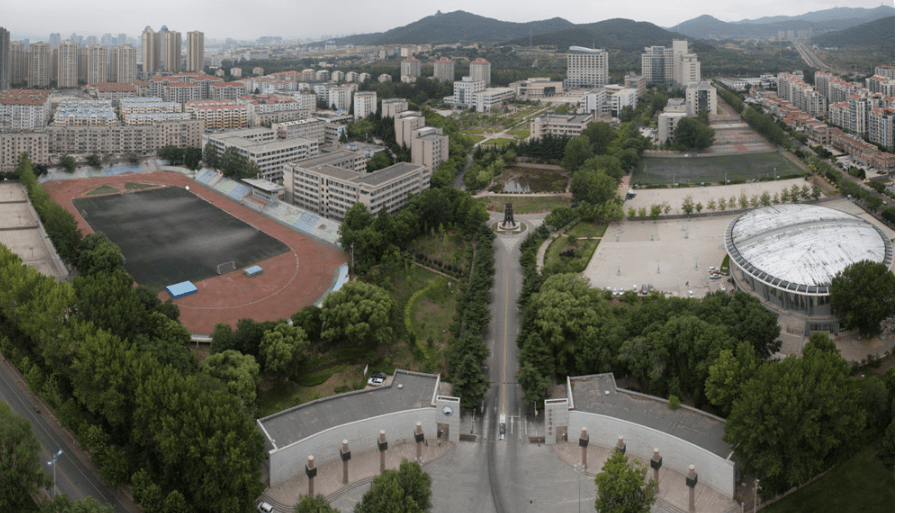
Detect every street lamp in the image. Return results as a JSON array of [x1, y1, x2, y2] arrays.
[[46, 448, 64, 499], [350, 242, 354, 272], [754, 479, 761, 513]]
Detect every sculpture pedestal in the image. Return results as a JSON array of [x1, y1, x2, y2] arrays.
[[497, 221, 522, 233]]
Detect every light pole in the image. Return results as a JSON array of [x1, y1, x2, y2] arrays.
[[575, 462, 585, 513], [46, 448, 63, 499], [350, 242, 354, 273], [754, 479, 760, 513]]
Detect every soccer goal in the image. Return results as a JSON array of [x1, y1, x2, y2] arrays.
[[217, 261, 236, 275]]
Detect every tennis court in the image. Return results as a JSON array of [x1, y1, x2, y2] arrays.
[[633, 152, 804, 186], [73, 186, 289, 290]]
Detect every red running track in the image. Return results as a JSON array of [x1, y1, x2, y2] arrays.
[[44, 171, 347, 335]]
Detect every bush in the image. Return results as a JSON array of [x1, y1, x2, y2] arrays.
[[668, 395, 681, 410]]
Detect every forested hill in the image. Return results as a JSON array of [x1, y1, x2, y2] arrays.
[[332, 11, 577, 46], [503, 19, 684, 51], [812, 16, 895, 51]]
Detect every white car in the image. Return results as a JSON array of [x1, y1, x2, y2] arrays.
[[688, 290, 695, 298], [257, 502, 274, 513], [367, 376, 385, 387]]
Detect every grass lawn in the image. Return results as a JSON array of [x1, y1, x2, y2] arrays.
[[407, 229, 471, 272], [125, 182, 160, 190], [762, 445, 894, 513], [85, 185, 119, 195], [543, 233, 600, 273], [476, 195, 572, 214], [465, 135, 485, 145], [634, 152, 804, 185], [565, 219, 608, 239], [507, 129, 530, 139]]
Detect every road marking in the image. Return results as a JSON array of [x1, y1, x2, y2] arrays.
[[500, 236, 517, 253], [501, 240, 510, 416]]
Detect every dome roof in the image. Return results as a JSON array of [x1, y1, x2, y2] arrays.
[[725, 204, 892, 293]]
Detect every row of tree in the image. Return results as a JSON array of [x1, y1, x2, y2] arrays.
[[3, 156, 266, 512]]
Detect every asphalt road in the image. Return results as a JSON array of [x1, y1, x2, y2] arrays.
[[484, 213, 545, 513], [0, 356, 134, 511]]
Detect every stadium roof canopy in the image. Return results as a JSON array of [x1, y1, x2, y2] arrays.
[[725, 204, 892, 294]]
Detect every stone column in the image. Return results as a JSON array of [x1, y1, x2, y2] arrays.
[[686, 464, 698, 512], [305, 455, 317, 497], [377, 430, 388, 473], [615, 435, 626, 455], [578, 427, 589, 470], [340, 440, 351, 485], [414, 422, 425, 464], [650, 448, 663, 494]]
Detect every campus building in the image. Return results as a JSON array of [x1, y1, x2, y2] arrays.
[[410, 126, 449, 172], [205, 127, 318, 182], [529, 112, 596, 140], [284, 159, 429, 221], [353, 91, 377, 120], [509, 77, 563, 100], [381, 98, 408, 119], [566, 47, 608, 89]]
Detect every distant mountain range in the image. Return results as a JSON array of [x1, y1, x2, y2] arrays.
[[668, 5, 895, 40], [331, 7, 894, 47]]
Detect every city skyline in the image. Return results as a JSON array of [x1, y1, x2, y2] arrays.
[[5, 0, 894, 42]]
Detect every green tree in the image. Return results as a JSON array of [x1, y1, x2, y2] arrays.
[[76, 232, 123, 276], [200, 350, 262, 405], [561, 136, 594, 172], [672, 118, 715, 151], [40, 495, 115, 512], [259, 323, 310, 380], [291, 305, 323, 343], [203, 142, 219, 169], [830, 260, 895, 338], [450, 352, 490, 409], [295, 494, 339, 513], [594, 451, 656, 513], [0, 401, 50, 510], [723, 333, 866, 496], [366, 151, 393, 172], [704, 341, 759, 416], [59, 155, 77, 173], [321, 281, 396, 347], [354, 458, 432, 513], [570, 167, 617, 206]]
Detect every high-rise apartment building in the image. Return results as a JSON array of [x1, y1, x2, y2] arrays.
[[141, 27, 160, 74], [163, 31, 181, 72], [400, 58, 421, 80], [86, 45, 108, 85], [353, 91, 377, 120], [10, 41, 26, 86], [469, 58, 491, 86], [27, 42, 51, 88], [565, 47, 608, 89], [433, 57, 455, 83], [57, 40, 79, 88], [109, 45, 137, 83], [186, 31, 204, 72], [642, 40, 700, 87], [48, 33, 62, 49], [0, 27, 9, 90]]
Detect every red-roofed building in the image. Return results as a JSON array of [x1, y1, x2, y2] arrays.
[[92, 82, 140, 101], [0, 90, 52, 130], [163, 82, 203, 103], [210, 81, 248, 101]]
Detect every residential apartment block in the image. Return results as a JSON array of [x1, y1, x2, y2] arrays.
[[400, 58, 421, 81], [354, 91, 377, 120], [273, 118, 326, 145], [57, 40, 78, 88], [0, 89, 52, 131], [469, 58, 491, 86], [410, 126, 449, 172], [27, 42, 51, 88], [186, 31, 204, 73], [433, 57, 455, 83], [0, 132, 49, 171], [381, 98, 408, 119], [46, 120, 202, 155], [394, 111, 425, 149]]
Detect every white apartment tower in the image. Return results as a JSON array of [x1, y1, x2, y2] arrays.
[[141, 27, 160, 74], [86, 45, 108, 85], [10, 41, 26, 86], [57, 40, 78, 88], [110, 45, 137, 83], [163, 31, 181, 72], [433, 57, 455, 83], [186, 31, 204, 72], [469, 58, 491, 86], [353, 91, 377, 120], [27, 42, 51, 88], [400, 58, 421, 80], [565, 47, 608, 89]]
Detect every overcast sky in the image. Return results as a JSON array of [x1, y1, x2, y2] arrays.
[[6, 0, 895, 41]]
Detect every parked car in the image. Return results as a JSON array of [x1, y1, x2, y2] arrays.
[[641, 284, 648, 295], [688, 290, 695, 298], [648, 284, 654, 293], [367, 376, 385, 387], [632, 284, 638, 292], [371, 371, 387, 379], [257, 502, 275, 513]]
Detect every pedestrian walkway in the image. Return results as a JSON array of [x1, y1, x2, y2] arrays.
[[262, 441, 454, 511]]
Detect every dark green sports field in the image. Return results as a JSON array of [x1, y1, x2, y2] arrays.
[[633, 152, 804, 185], [73, 187, 289, 290]]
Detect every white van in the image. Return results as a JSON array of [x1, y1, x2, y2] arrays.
[[257, 502, 274, 513]]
